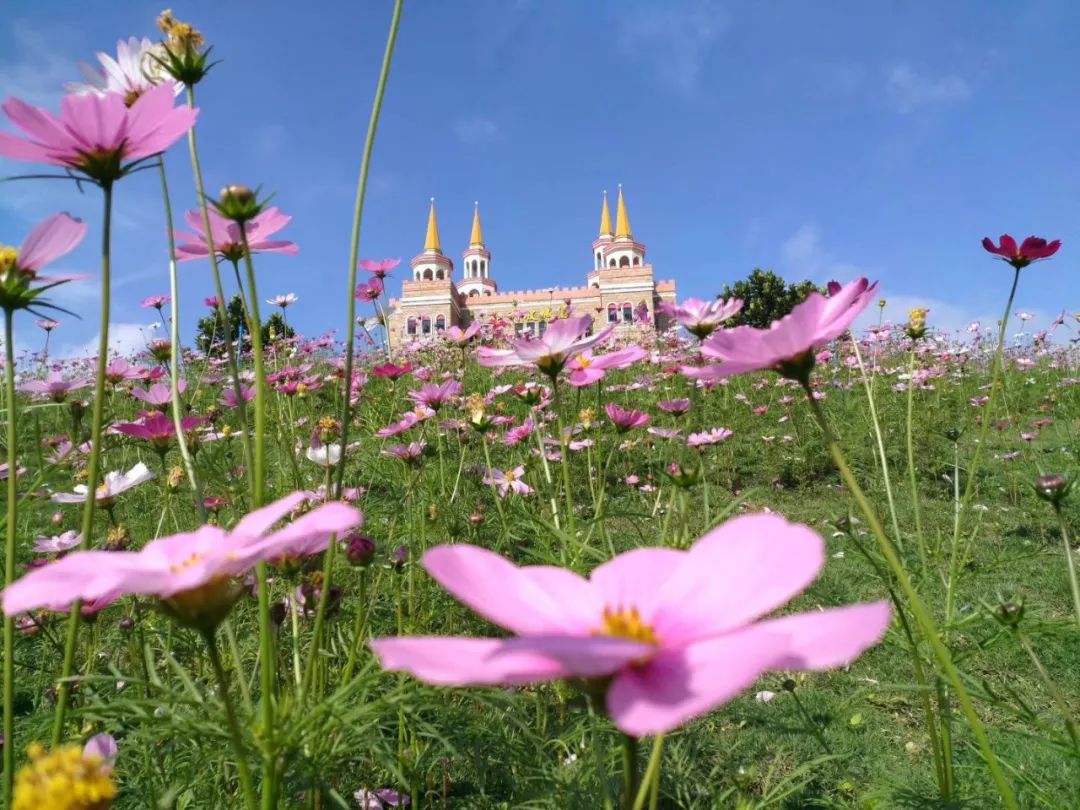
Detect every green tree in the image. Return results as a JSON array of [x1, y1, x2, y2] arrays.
[[720, 268, 822, 328], [194, 295, 295, 355]]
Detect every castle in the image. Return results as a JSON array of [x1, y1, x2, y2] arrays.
[[387, 187, 677, 342]]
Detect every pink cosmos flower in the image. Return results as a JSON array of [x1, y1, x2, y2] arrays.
[[372, 362, 412, 380], [683, 278, 878, 381], [382, 442, 427, 464], [1, 212, 88, 294], [687, 427, 734, 448], [113, 412, 203, 451], [33, 530, 82, 554], [566, 345, 648, 388], [657, 398, 691, 416], [483, 466, 533, 497], [2, 492, 362, 625], [982, 234, 1061, 269], [443, 323, 481, 347], [371, 513, 890, 736], [220, 384, 255, 409], [131, 380, 185, 409], [52, 462, 155, 505], [141, 294, 170, 310], [104, 357, 145, 384], [174, 207, 298, 263], [36, 319, 60, 332], [19, 371, 92, 403], [66, 37, 173, 104], [358, 258, 401, 280], [604, 403, 650, 432], [477, 314, 615, 381], [407, 380, 462, 411], [504, 417, 536, 447], [0, 84, 197, 183], [661, 297, 743, 339], [355, 277, 383, 301]]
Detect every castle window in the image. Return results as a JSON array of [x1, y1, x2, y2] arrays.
[[607, 303, 618, 323], [436, 269, 444, 280], [632, 257, 641, 266], [619, 256, 630, 268], [480, 260, 486, 275], [590, 282, 599, 289], [483, 290, 492, 296], [595, 251, 601, 269], [469, 290, 479, 298], [421, 317, 431, 335], [407, 317, 417, 336], [622, 303, 633, 323], [538, 321, 547, 336], [514, 323, 524, 337], [608, 258, 616, 268], [435, 315, 446, 331], [527, 321, 537, 336], [423, 268, 433, 281]]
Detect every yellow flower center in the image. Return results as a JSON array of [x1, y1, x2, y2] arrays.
[[13, 743, 116, 810], [169, 552, 205, 574], [0, 245, 19, 275], [595, 606, 658, 645]]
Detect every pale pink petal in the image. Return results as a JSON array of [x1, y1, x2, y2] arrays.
[[588, 547, 687, 623], [649, 513, 824, 645], [606, 625, 788, 736], [567, 367, 605, 387], [248, 239, 298, 255], [18, 213, 88, 271], [422, 544, 597, 635], [758, 601, 891, 670], [2, 551, 133, 614], [371, 637, 573, 685], [232, 491, 313, 537], [0, 130, 55, 164]]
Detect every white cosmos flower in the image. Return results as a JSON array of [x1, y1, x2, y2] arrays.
[[66, 37, 179, 102], [305, 444, 342, 468], [268, 293, 299, 308], [52, 462, 156, 504]]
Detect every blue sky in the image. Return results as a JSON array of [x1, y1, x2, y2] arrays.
[[1, 0, 1077, 357]]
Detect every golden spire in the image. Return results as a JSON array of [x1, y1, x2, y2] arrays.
[[598, 190, 613, 237], [469, 201, 484, 247], [615, 184, 632, 239], [424, 198, 442, 253]]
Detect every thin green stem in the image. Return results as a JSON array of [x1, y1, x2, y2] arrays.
[[158, 156, 206, 521], [52, 181, 113, 745], [2, 310, 17, 805], [553, 382, 577, 536], [904, 347, 926, 567], [1053, 503, 1080, 631], [335, 0, 404, 499], [632, 735, 664, 810], [801, 383, 1017, 808], [621, 734, 639, 810], [342, 569, 370, 683], [203, 630, 259, 810]]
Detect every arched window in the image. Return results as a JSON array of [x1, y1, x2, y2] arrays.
[[421, 316, 431, 335], [423, 268, 433, 281], [632, 257, 641, 266], [406, 317, 417, 336], [435, 269, 444, 280], [607, 303, 618, 323], [608, 258, 616, 267], [470, 260, 476, 275], [595, 252, 602, 269], [618, 256, 630, 268], [590, 282, 599, 289], [414, 270, 421, 281], [483, 290, 492, 296], [469, 290, 479, 298], [435, 315, 446, 331], [622, 303, 633, 323], [480, 260, 486, 275]]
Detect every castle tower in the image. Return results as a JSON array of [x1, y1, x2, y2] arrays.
[[600, 185, 646, 269], [591, 190, 614, 270], [410, 199, 454, 281], [458, 202, 496, 297]]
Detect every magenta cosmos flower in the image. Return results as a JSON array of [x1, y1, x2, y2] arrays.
[[406, 380, 462, 412], [605, 402, 650, 432], [141, 294, 169, 309], [113, 412, 203, 451], [443, 323, 480, 347], [19, 371, 92, 403], [477, 314, 615, 381], [683, 278, 877, 382], [358, 257, 400, 280], [174, 207, 298, 263], [3, 491, 361, 629], [981, 234, 1061, 270], [0, 84, 197, 184], [661, 297, 743, 339], [372, 513, 889, 736]]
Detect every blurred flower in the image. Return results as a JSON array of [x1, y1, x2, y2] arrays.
[[483, 466, 533, 497], [566, 345, 647, 387], [19, 371, 92, 403], [141, 295, 169, 310], [358, 258, 400, 280], [660, 297, 743, 339], [477, 314, 615, 381], [604, 403, 650, 433], [33, 531, 82, 555], [13, 739, 116, 810], [51, 463, 156, 506], [268, 293, 298, 308]]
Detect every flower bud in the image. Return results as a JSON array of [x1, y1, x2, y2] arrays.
[[344, 533, 376, 567], [118, 617, 135, 633], [993, 597, 1024, 628], [1034, 473, 1073, 506], [391, 545, 408, 570]]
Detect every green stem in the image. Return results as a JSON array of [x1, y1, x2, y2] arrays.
[[801, 383, 1017, 808], [158, 156, 206, 521], [341, 568, 369, 683], [621, 734, 638, 810], [203, 630, 259, 810], [632, 735, 664, 810], [904, 347, 925, 566], [334, 0, 404, 499], [480, 434, 509, 540], [1053, 502, 1080, 631], [553, 382, 577, 536], [52, 180, 113, 745], [2, 310, 17, 805]]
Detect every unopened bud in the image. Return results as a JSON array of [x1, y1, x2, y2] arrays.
[[344, 533, 376, 567], [1034, 473, 1073, 506]]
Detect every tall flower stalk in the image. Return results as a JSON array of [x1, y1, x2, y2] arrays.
[[159, 156, 206, 520], [2, 310, 17, 804], [52, 182, 113, 745], [334, 0, 404, 500]]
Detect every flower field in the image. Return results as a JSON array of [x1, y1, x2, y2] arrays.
[[1, 7, 1078, 810]]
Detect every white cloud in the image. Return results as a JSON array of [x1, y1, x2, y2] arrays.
[[887, 63, 971, 113], [453, 116, 499, 146], [0, 21, 76, 108], [616, 2, 729, 93], [56, 322, 156, 360], [780, 223, 864, 284]]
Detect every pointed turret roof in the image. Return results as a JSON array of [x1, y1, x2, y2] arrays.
[[598, 190, 613, 238], [469, 201, 484, 247], [615, 185, 632, 240], [424, 198, 442, 253]]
